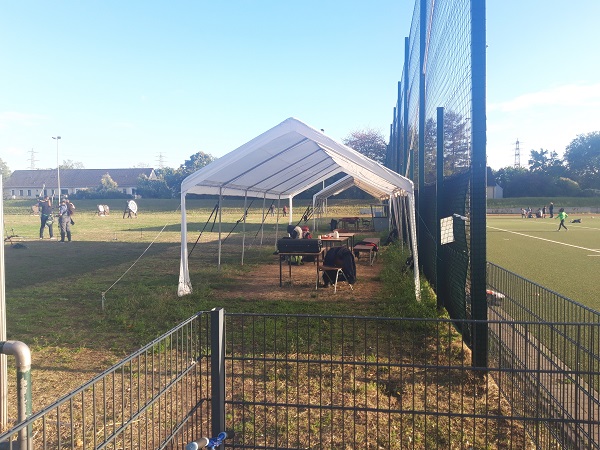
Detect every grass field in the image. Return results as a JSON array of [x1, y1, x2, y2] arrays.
[[487, 213, 600, 309], [3, 198, 434, 349], [2, 197, 595, 445], [2, 198, 440, 417]]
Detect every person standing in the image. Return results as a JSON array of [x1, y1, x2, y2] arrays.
[[123, 199, 138, 218], [58, 198, 74, 242], [549, 202, 554, 218], [282, 205, 288, 217], [556, 208, 568, 231], [38, 196, 55, 239]]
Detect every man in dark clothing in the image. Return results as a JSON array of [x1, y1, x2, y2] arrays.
[[549, 202, 554, 218], [322, 246, 356, 286], [38, 196, 55, 239], [58, 198, 75, 242]]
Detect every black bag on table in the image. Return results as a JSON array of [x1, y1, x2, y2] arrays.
[[277, 238, 322, 254]]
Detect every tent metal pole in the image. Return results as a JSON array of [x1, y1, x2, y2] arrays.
[[261, 193, 266, 245], [288, 197, 293, 224], [218, 189, 222, 269], [241, 192, 247, 265], [407, 191, 420, 300], [312, 195, 317, 235], [275, 196, 281, 245], [397, 195, 403, 252], [403, 196, 410, 253], [178, 192, 193, 296]]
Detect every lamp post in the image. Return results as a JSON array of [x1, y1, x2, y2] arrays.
[[52, 136, 61, 199]]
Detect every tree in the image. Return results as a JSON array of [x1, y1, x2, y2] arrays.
[[493, 166, 580, 197], [136, 174, 172, 198], [528, 149, 564, 177], [99, 173, 118, 191], [160, 151, 216, 196], [343, 128, 387, 164], [182, 151, 215, 173], [59, 160, 85, 170], [0, 158, 11, 181], [564, 132, 600, 189], [422, 110, 471, 183]]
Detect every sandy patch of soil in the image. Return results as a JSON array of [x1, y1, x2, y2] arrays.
[[212, 252, 384, 303]]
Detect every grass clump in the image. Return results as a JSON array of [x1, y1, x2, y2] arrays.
[[377, 242, 439, 318]]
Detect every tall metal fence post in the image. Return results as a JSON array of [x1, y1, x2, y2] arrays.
[[210, 308, 226, 448], [436, 107, 444, 309], [403, 37, 410, 177], [470, 0, 488, 368], [417, 0, 427, 271]]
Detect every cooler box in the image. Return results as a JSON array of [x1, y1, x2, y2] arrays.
[[277, 238, 322, 253]]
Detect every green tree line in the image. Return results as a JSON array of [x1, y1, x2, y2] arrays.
[[493, 131, 600, 198]]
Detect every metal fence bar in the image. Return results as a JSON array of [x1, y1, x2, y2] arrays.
[[211, 307, 226, 449], [487, 262, 600, 448], [0, 312, 212, 449], [0, 341, 32, 450], [1, 308, 599, 449], [223, 313, 600, 449]]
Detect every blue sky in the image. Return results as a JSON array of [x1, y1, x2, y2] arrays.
[[1, 1, 599, 173]]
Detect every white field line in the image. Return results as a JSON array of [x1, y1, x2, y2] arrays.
[[569, 224, 600, 230], [488, 226, 600, 254]]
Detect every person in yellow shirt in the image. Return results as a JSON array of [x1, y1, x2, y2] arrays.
[[556, 208, 568, 231]]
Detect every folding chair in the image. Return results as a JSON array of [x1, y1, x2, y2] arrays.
[[319, 265, 354, 293]]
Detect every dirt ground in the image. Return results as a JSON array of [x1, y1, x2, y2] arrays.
[[212, 250, 384, 303]]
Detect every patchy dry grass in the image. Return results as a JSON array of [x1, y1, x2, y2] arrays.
[[2, 199, 536, 448]]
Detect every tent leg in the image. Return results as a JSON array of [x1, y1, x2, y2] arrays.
[[261, 194, 266, 245], [275, 196, 281, 245], [218, 189, 222, 270], [241, 192, 247, 265]]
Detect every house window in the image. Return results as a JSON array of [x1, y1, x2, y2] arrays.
[[11, 190, 15, 196], [27, 189, 32, 196]]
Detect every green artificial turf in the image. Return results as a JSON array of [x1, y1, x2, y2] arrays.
[[487, 215, 600, 309]]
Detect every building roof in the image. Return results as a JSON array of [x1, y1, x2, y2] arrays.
[[5, 168, 155, 189]]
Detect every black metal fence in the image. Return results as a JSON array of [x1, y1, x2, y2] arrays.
[[2, 306, 598, 449], [225, 313, 599, 449], [0, 312, 214, 450], [385, 0, 488, 366], [487, 262, 600, 448]]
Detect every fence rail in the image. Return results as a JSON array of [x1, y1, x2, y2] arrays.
[[487, 262, 600, 448], [0, 312, 213, 450], [1, 307, 599, 449]]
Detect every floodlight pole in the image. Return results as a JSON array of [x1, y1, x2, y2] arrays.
[[52, 136, 62, 198]]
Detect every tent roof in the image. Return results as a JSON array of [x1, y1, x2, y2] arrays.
[[313, 175, 390, 203], [181, 117, 413, 200]]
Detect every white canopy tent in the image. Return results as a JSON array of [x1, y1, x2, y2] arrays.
[[311, 174, 420, 297], [178, 117, 420, 299]]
